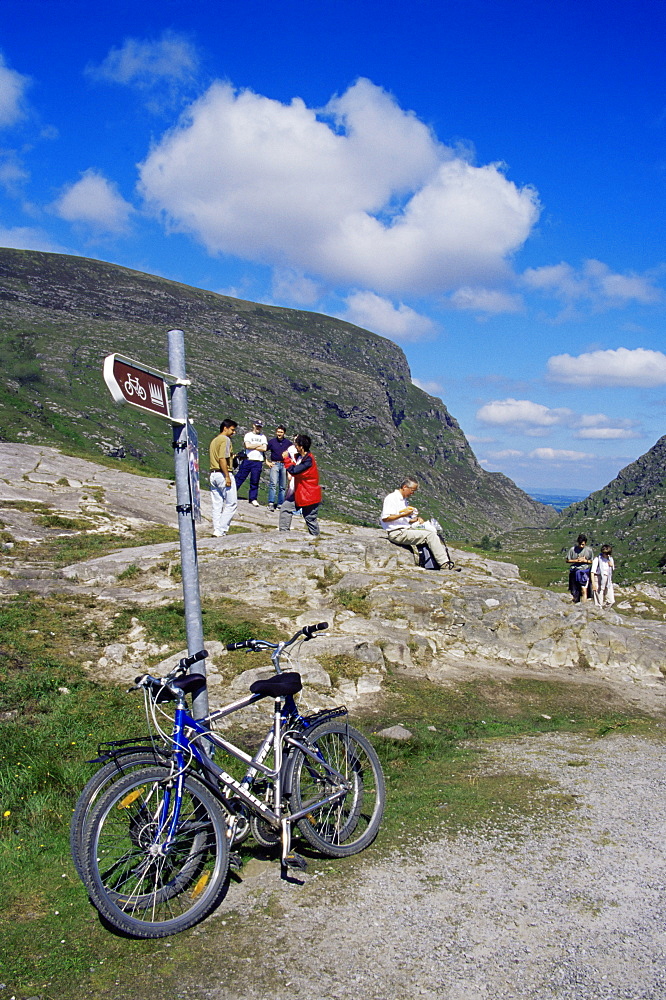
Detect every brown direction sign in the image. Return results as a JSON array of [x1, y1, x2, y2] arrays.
[[103, 354, 186, 424]]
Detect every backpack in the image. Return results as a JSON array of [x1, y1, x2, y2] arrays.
[[232, 448, 246, 471], [417, 543, 440, 571]]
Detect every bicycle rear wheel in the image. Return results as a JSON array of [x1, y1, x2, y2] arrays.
[[82, 766, 229, 938], [71, 752, 164, 880], [289, 722, 385, 857]]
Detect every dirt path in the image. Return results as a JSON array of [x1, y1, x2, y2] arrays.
[[165, 732, 666, 1000]]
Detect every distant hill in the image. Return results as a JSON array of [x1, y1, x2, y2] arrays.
[[0, 247, 553, 538], [555, 435, 666, 581]]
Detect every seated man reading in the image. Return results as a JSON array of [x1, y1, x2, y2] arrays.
[[381, 477, 450, 568]]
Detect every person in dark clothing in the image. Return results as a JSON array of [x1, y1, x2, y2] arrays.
[[566, 533, 594, 603], [279, 434, 322, 536], [265, 425, 292, 511]]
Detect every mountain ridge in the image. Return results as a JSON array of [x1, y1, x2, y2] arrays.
[[0, 247, 553, 538], [555, 434, 666, 579]]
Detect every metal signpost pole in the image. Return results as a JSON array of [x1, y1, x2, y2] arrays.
[[167, 329, 208, 720]]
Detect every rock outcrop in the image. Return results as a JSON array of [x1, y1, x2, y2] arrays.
[[1, 444, 664, 716]]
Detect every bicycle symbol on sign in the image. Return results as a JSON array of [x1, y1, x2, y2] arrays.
[[123, 374, 146, 400]]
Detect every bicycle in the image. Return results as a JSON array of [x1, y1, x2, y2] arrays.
[[74, 621, 385, 938]]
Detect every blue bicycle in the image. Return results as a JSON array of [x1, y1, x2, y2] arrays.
[[75, 622, 385, 938]]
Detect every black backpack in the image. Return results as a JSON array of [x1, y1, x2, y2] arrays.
[[417, 543, 440, 571]]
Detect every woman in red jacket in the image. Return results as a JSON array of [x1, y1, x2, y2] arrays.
[[278, 434, 322, 536]]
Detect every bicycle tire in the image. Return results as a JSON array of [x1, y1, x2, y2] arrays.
[[82, 766, 229, 938], [288, 721, 385, 857], [70, 752, 164, 881]]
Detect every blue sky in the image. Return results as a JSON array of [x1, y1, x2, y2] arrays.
[[1, 0, 665, 493]]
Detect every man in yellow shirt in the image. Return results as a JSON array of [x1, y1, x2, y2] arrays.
[[209, 419, 237, 536]]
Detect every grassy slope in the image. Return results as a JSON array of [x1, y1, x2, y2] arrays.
[[0, 582, 662, 998], [484, 435, 666, 588]]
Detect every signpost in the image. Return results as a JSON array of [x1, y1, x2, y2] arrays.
[[103, 333, 208, 719], [103, 353, 185, 423]]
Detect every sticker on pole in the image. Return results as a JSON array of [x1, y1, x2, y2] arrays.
[[103, 354, 186, 424]]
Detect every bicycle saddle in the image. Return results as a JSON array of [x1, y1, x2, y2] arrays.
[[249, 671, 303, 697], [155, 673, 208, 703]]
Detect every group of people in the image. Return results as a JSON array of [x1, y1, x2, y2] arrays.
[[208, 418, 322, 538], [566, 533, 615, 608], [210, 425, 619, 610]]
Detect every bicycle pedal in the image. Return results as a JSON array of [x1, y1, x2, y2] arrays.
[[229, 851, 242, 871], [283, 852, 308, 871]]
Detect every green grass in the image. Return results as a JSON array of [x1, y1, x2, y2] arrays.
[[457, 527, 573, 591], [35, 513, 96, 531], [370, 670, 659, 842], [316, 653, 367, 688], [0, 590, 662, 998], [333, 586, 372, 616]]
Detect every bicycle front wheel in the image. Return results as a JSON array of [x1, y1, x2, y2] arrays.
[[289, 722, 385, 857], [82, 766, 229, 938]]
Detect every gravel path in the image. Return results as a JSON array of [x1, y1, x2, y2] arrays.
[[178, 732, 666, 1000]]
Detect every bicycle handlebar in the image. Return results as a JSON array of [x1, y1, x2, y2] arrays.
[[131, 624, 329, 696], [225, 621, 328, 652], [131, 648, 208, 693]]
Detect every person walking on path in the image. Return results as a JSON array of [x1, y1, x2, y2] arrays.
[[279, 434, 322, 536], [591, 544, 615, 608], [381, 477, 450, 568], [566, 533, 594, 603], [209, 419, 238, 537], [265, 425, 292, 512], [234, 419, 268, 507]]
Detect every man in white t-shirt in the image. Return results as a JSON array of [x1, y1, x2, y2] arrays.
[[234, 419, 268, 507], [381, 477, 450, 568]]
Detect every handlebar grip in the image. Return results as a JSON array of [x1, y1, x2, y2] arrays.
[[188, 648, 208, 664], [226, 640, 251, 651], [302, 621, 329, 639]]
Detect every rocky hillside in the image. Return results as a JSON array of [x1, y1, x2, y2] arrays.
[[0, 247, 552, 538], [556, 435, 666, 579], [1, 443, 664, 715]]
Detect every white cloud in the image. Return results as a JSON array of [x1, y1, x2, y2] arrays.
[[528, 448, 594, 462], [0, 151, 29, 195], [138, 78, 539, 295], [271, 269, 321, 306], [476, 398, 572, 430], [341, 290, 436, 342], [571, 412, 641, 439], [0, 54, 30, 128], [52, 170, 133, 234], [87, 31, 199, 90], [0, 224, 63, 252], [487, 448, 524, 459], [412, 378, 444, 396], [547, 347, 666, 388], [523, 259, 662, 312], [476, 396, 642, 441], [450, 286, 523, 314], [573, 427, 640, 440]]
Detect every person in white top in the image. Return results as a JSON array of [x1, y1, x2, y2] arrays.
[[591, 544, 615, 608], [234, 419, 268, 507], [381, 477, 450, 568]]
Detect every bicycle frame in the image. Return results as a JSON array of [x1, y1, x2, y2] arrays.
[[156, 687, 351, 862]]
